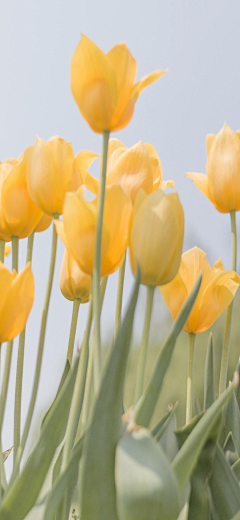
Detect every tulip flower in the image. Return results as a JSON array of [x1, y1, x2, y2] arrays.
[[0, 262, 34, 343], [4, 243, 11, 257], [186, 123, 240, 213], [83, 139, 174, 204], [55, 185, 132, 277], [60, 248, 91, 302], [26, 136, 97, 216], [160, 247, 240, 334], [0, 153, 42, 240], [71, 35, 166, 133], [35, 212, 52, 233], [130, 189, 184, 286]]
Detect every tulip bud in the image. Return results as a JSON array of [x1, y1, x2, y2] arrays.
[[59, 248, 91, 302], [130, 189, 184, 286], [71, 35, 166, 133]]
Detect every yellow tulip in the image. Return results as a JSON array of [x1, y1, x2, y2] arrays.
[[130, 189, 184, 286], [71, 35, 167, 133], [26, 136, 97, 216], [4, 244, 11, 257], [186, 123, 240, 213], [35, 212, 53, 233], [160, 247, 240, 334], [0, 262, 34, 343], [82, 139, 174, 204], [55, 185, 132, 277], [59, 248, 91, 302], [0, 152, 43, 239]]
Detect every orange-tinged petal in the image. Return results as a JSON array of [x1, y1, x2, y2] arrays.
[[185, 172, 224, 212], [74, 150, 99, 184], [59, 248, 91, 302], [71, 35, 118, 132], [27, 137, 57, 215], [35, 212, 53, 233], [160, 272, 188, 323], [131, 70, 167, 102], [110, 97, 135, 132], [0, 264, 16, 318], [4, 243, 11, 257]]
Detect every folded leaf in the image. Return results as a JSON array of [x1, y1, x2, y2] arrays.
[[210, 444, 240, 520]]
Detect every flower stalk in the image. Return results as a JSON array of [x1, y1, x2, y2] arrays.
[[114, 252, 127, 340], [67, 299, 81, 365], [0, 240, 5, 263]]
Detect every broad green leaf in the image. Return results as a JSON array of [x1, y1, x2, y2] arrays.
[[223, 432, 238, 466], [219, 392, 240, 454], [194, 399, 201, 416], [0, 357, 79, 520], [156, 404, 179, 463], [155, 403, 178, 442], [175, 412, 204, 449], [134, 273, 202, 427], [172, 373, 238, 492], [115, 428, 180, 520], [230, 510, 240, 520], [41, 359, 71, 428], [177, 503, 189, 520], [151, 406, 173, 438], [234, 357, 240, 410], [210, 444, 240, 519], [232, 458, 240, 482], [79, 277, 140, 520], [203, 333, 215, 410], [188, 439, 216, 520]]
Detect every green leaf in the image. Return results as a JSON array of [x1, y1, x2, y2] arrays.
[[210, 444, 240, 520], [223, 432, 239, 466], [188, 438, 216, 520], [172, 373, 238, 493], [203, 333, 215, 410], [41, 359, 71, 428], [232, 458, 240, 482], [194, 399, 201, 416], [115, 428, 180, 520], [79, 276, 140, 520], [219, 392, 240, 454], [0, 357, 79, 520], [151, 405, 173, 438], [134, 273, 202, 428], [156, 404, 179, 463], [175, 413, 204, 449], [230, 510, 240, 520]]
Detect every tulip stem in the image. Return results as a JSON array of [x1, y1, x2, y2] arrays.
[[67, 299, 81, 365], [0, 240, 5, 263], [219, 210, 237, 394], [134, 285, 155, 404], [13, 232, 35, 464], [114, 252, 127, 340], [12, 218, 59, 479], [92, 130, 110, 393], [12, 236, 19, 272], [186, 332, 196, 424], [0, 341, 13, 435]]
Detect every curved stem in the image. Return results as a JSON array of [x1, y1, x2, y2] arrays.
[[67, 299, 81, 365], [186, 333, 196, 424], [0, 240, 5, 263], [11, 236, 19, 272], [114, 252, 126, 341], [219, 210, 237, 394], [92, 130, 110, 393], [14, 232, 35, 463], [134, 285, 155, 404]]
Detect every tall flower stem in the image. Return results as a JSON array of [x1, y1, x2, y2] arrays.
[[0, 239, 5, 263], [14, 232, 35, 463], [186, 332, 196, 424], [11, 236, 19, 272], [67, 299, 81, 365], [13, 218, 59, 477], [219, 210, 237, 395], [134, 285, 155, 404], [114, 252, 126, 340], [0, 341, 13, 499], [92, 130, 110, 393]]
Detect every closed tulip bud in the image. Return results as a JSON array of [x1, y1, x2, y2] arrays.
[[35, 212, 53, 233], [0, 262, 34, 343], [59, 248, 91, 302], [55, 185, 132, 277], [83, 139, 174, 204], [160, 247, 240, 334], [130, 189, 184, 286], [186, 123, 240, 213], [71, 35, 167, 133], [26, 136, 97, 216]]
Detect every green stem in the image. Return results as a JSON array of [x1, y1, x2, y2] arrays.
[[219, 210, 237, 395], [92, 130, 110, 393], [134, 285, 155, 404], [67, 299, 81, 365], [186, 333, 196, 424], [114, 252, 127, 340], [11, 236, 19, 272], [0, 240, 5, 263], [13, 232, 35, 463], [0, 341, 13, 434], [13, 218, 59, 477]]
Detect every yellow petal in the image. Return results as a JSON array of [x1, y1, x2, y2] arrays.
[[159, 193, 184, 285], [48, 137, 79, 214], [4, 243, 11, 257], [143, 143, 163, 188], [161, 180, 175, 190], [160, 272, 188, 323], [131, 70, 167, 102], [71, 35, 118, 132], [27, 137, 57, 215], [35, 212, 53, 233], [185, 172, 224, 212], [110, 97, 135, 131], [74, 150, 99, 184], [0, 264, 16, 318], [107, 138, 126, 171], [206, 134, 215, 156], [54, 219, 69, 249], [59, 248, 91, 302], [212, 258, 223, 273]]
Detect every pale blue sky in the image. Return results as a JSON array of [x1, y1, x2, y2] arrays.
[[1, 0, 240, 477]]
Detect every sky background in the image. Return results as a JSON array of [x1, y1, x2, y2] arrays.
[[1, 0, 240, 480]]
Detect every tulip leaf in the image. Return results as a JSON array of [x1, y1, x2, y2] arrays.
[[79, 276, 140, 520], [0, 356, 79, 520], [151, 405, 174, 438], [194, 399, 201, 416], [232, 458, 240, 482], [156, 403, 179, 463], [230, 511, 240, 520], [188, 438, 216, 520], [115, 428, 180, 520], [203, 333, 215, 410], [219, 391, 240, 453], [134, 272, 202, 427], [41, 359, 71, 428], [223, 432, 239, 466], [172, 373, 238, 493], [210, 444, 240, 519]]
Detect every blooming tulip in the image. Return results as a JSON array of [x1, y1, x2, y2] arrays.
[[130, 189, 184, 286], [160, 247, 240, 334], [35, 212, 52, 233], [83, 139, 174, 204], [0, 262, 34, 343], [26, 136, 97, 216], [55, 185, 132, 277], [71, 35, 166, 133], [186, 123, 240, 213], [59, 248, 91, 302]]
